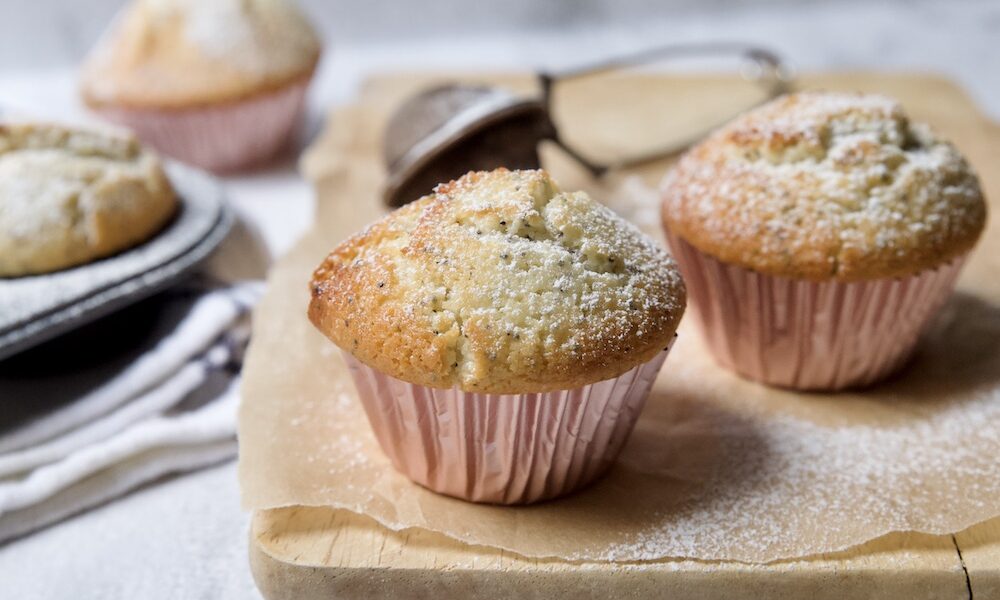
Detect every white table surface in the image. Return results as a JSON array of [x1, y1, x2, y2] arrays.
[[2, 2, 999, 596]]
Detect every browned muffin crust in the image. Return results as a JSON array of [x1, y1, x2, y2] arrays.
[[661, 91, 986, 281], [310, 169, 686, 393]]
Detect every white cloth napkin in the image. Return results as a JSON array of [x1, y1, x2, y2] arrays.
[[0, 280, 263, 543]]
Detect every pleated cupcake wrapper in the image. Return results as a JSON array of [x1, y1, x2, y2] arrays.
[[343, 345, 672, 505], [91, 80, 309, 173], [665, 229, 965, 390]]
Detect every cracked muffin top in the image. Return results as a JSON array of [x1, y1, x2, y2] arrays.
[[309, 169, 686, 393], [661, 91, 986, 281], [0, 122, 176, 277]]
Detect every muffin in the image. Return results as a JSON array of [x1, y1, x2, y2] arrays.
[[661, 91, 986, 390], [0, 122, 176, 277], [309, 169, 686, 504], [80, 0, 321, 173]]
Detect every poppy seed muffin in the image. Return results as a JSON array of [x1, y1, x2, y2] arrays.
[[661, 91, 986, 390], [662, 91, 986, 282], [0, 123, 176, 277], [310, 168, 686, 394], [309, 169, 686, 503]]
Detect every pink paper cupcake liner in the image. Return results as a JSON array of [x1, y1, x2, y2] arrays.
[[91, 80, 309, 173], [665, 230, 965, 390], [343, 345, 673, 505]]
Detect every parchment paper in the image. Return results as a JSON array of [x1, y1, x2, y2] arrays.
[[238, 74, 1000, 563]]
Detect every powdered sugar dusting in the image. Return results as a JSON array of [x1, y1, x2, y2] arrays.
[[145, 0, 319, 77], [598, 376, 1000, 561], [246, 295, 1000, 562], [310, 169, 686, 393], [662, 91, 986, 280]]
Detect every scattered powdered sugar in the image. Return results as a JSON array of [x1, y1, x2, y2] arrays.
[[246, 290, 1000, 562], [598, 382, 1000, 561]]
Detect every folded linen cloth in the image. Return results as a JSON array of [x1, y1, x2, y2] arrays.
[[0, 280, 263, 543]]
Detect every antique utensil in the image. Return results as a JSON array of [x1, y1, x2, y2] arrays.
[[382, 42, 792, 207]]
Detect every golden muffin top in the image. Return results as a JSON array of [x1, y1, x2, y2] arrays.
[[662, 91, 986, 281], [310, 169, 686, 393], [80, 0, 321, 108], [0, 122, 176, 276]]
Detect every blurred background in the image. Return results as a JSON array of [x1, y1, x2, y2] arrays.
[[1, 0, 999, 117]]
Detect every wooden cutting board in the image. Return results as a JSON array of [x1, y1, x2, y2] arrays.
[[249, 73, 1000, 599]]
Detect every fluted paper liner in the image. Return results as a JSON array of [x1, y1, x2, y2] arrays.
[[239, 79, 1000, 563], [345, 348, 670, 505], [665, 230, 966, 390], [92, 80, 309, 173]]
